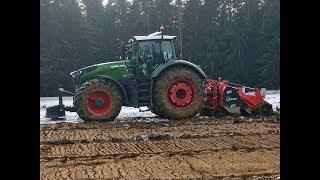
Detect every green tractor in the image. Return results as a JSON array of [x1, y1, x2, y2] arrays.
[[46, 31, 207, 121]]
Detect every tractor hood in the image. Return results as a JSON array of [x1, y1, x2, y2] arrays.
[[70, 62, 109, 78], [70, 61, 128, 77], [69, 60, 130, 87]]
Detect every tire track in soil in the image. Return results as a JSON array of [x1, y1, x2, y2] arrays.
[[40, 149, 279, 180], [40, 116, 279, 131], [40, 133, 279, 159], [40, 122, 279, 143], [40, 118, 280, 180]]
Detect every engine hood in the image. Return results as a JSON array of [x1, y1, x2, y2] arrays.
[[69, 61, 127, 77], [70, 62, 109, 77], [69, 60, 131, 88]]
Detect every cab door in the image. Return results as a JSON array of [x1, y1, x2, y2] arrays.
[[136, 41, 164, 77]]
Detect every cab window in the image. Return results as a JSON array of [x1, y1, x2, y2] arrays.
[[138, 41, 176, 64]]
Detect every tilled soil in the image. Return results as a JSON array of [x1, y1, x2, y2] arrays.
[[40, 116, 280, 180]]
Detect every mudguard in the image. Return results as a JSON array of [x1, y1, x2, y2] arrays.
[[97, 75, 129, 105], [151, 60, 207, 79]]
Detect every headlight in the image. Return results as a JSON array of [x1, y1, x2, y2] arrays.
[[69, 66, 98, 85]]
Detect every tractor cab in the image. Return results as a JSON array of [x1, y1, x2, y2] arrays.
[[122, 32, 177, 76]]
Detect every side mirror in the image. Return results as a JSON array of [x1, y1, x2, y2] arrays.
[[163, 51, 168, 61], [127, 51, 132, 60]]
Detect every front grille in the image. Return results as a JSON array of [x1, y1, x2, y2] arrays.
[[69, 66, 98, 88]]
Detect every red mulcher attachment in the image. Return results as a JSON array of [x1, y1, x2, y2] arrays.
[[201, 79, 273, 117]]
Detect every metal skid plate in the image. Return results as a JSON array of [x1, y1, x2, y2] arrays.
[[45, 105, 66, 119]]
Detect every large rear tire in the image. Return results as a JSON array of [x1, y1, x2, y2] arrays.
[[73, 79, 122, 122], [153, 66, 206, 119]]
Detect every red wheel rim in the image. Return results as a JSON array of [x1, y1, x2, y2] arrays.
[[86, 91, 112, 116], [167, 80, 194, 108]]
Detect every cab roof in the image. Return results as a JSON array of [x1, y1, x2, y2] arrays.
[[133, 35, 177, 41]]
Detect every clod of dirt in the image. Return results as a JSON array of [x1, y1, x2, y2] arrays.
[[110, 137, 126, 143], [159, 152, 169, 157], [232, 120, 242, 124], [231, 145, 239, 151], [180, 151, 194, 156], [60, 157, 67, 164], [244, 147, 256, 153]]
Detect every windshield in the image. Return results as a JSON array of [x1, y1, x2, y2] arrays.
[[138, 41, 176, 64]]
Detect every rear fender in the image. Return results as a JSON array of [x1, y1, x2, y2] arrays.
[[151, 60, 207, 79]]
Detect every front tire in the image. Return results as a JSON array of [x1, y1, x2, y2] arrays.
[[153, 66, 206, 119], [73, 80, 122, 121]]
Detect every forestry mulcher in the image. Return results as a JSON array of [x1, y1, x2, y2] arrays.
[[46, 31, 273, 121]]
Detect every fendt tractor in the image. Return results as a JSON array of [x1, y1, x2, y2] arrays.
[[46, 30, 273, 121]]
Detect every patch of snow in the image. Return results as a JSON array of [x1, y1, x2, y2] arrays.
[[40, 97, 165, 124], [40, 97, 81, 124], [40, 89, 280, 124], [134, 135, 149, 141], [264, 90, 280, 111]]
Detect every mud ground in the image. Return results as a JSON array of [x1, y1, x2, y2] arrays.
[[40, 116, 280, 179]]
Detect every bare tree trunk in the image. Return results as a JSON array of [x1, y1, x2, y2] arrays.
[[179, 3, 183, 59]]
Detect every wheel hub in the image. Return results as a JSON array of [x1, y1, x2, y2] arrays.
[[168, 80, 194, 108], [176, 89, 186, 99], [87, 91, 112, 116], [94, 98, 105, 108]]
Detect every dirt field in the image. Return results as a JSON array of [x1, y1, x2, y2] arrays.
[[40, 116, 280, 179]]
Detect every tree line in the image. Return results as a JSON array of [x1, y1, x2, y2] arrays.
[[40, 0, 279, 96]]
